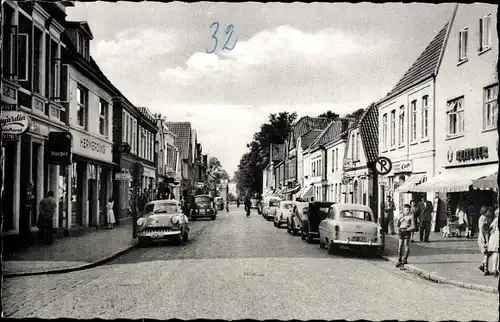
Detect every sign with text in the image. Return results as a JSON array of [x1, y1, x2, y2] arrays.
[[47, 131, 72, 165], [115, 172, 132, 181], [1, 111, 30, 135], [447, 145, 491, 165], [393, 160, 413, 174], [70, 129, 112, 164]]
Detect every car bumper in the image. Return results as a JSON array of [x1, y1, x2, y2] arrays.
[[332, 240, 383, 247], [191, 211, 214, 218], [138, 229, 182, 239]]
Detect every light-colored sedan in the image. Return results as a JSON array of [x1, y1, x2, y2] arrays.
[[274, 201, 295, 228], [262, 196, 281, 221], [318, 203, 383, 255], [137, 199, 189, 246]]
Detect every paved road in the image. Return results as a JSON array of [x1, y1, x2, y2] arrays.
[[2, 206, 498, 320]]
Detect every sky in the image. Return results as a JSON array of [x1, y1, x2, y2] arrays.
[[66, 1, 456, 176]]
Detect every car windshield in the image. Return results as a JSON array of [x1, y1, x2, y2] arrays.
[[340, 210, 373, 222], [145, 203, 178, 214], [195, 197, 211, 205], [269, 200, 279, 207]]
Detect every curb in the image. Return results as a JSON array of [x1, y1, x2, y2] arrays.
[[380, 254, 498, 295], [3, 242, 137, 278]]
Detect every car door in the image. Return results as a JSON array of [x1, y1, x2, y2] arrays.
[[319, 207, 335, 239]]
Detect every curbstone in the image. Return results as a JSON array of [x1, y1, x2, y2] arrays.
[[379, 254, 498, 295], [3, 241, 137, 278]]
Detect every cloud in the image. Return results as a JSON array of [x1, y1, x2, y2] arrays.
[[93, 28, 177, 61]]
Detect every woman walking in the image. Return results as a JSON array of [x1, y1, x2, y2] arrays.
[[486, 208, 499, 277], [107, 197, 116, 229], [478, 206, 493, 275]]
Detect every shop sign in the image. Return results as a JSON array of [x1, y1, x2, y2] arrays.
[[30, 120, 49, 136], [47, 131, 72, 165], [393, 160, 413, 174], [456, 147, 488, 162], [143, 166, 156, 178], [115, 172, 132, 181], [70, 129, 112, 163], [0, 111, 30, 135]]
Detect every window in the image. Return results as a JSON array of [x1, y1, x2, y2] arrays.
[[76, 85, 88, 128], [390, 110, 396, 147], [122, 112, 126, 142], [459, 28, 468, 61], [331, 150, 335, 172], [398, 106, 404, 146], [382, 113, 388, 150], [99, 99, 108, 136], [351, 134, 355, 160], [125, 113, 129, 143], [483, 84, 498, 130], [410, 100, 417, 142], [446, 96, 465, 136], [422, 96, 429, 138], [479, 14, 492, 51], [50, 39, 60, 99], [33, 27, 44, 94], [356, 133, 360, 160], [132, 119, 137, 154], [335, 148, 338, 171]]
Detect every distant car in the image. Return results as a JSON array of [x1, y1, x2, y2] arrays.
[[295, 202, 336, 243], [274, 201, 295, 228], [318, 203, 383, 255], [262, 196, 281, 221], [137, 199, 189, 246], [286, 201, 309, 236], [250, 198, 260, 209], [191, 195, 217, 220], [214, 197, 224, 210]]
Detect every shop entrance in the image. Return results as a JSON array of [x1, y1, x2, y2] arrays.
[[58, 166, 68, 232], [2, 143, 16, 232]]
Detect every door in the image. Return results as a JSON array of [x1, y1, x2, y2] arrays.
[[98, 167, 108, 226]]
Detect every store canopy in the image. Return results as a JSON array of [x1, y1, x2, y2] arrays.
[[295, 186, 308, 198], [284, 185, 301, 195], [298, 185, 314, 199], [472, 172, 498, 191], [412, 163, 498, 193], [395, 173, 427, 193]]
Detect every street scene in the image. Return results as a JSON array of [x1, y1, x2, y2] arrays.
[[1, 1, 499, 320]]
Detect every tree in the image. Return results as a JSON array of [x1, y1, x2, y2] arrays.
[[318, 110, 339, 121], [236, 111, 297, 194], [345, 108, 365, 120], [206, 156, 229, 186]]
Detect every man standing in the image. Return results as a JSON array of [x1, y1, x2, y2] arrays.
[[37, 191, 57, 245], [420, 200, 433, 242], [384, 195, 396, 235]]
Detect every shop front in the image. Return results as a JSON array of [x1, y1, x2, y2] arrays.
[[343, 159, 374, 207], [413, 143, 498, 233], [142, 165, 156, 200], [68, 129, 114, 231]]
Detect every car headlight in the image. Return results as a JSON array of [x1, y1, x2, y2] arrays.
[[171, 216, 180, 225], [137, 218, 145, 226]]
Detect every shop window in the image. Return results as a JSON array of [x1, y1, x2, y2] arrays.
[[446, 96, 464, 136], [483, 84, 498, 130]]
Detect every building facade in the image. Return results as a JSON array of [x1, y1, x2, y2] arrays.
[[1, 0, 75, 245], [377, 21, 449, 219], [415, 3, 498, 231]]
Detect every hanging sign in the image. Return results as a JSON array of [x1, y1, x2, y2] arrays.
[[47, 131, 72, 165], [0, 111, 30, 135]]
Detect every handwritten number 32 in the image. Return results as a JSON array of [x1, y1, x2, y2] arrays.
[[206, 21, 237, 54]]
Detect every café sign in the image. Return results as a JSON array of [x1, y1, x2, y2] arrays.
[[1, 111, 30, 135], [447, 146, 489, 163], [393, 160, 413, 173]]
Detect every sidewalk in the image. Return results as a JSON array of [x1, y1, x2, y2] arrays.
[[2, 218, 137, 277], [382, 232, 498, 294]]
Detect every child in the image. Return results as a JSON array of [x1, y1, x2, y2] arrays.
[[396, 204, 416, 268], [107, 197, 116, 229]]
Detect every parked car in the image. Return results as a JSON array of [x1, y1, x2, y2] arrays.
[[318, 203, 383, 255], [191, 195, 217, 220], [250, 198, 261, 214], [294, 202, 336, 242], [137, 199, 189, 246], [274, 200, 295, 228], [286, 201, 310, 236], [262, 196, 281, 221], [214, 196, 224, 210]]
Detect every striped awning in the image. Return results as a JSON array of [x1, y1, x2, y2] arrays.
[[284, 185, 301, 195], [299, 185, 314, 199], [472, 172, 498, 191], [395, 173, 427, 193], [412, 163, 498, 193]]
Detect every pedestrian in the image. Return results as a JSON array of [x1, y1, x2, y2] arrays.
[[419, 200, 433, 242], [478, 206, 493, 275], [107, 197, 116, 229], [410, 200, 419, 242], [37, 191, 57, 245], [456, 201, 470, 238], [383, 196, 396, 235], [486, 208, 499, 277], [396, 203, 416, 268]]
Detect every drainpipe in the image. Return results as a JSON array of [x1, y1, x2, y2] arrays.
[[1, 2, 4, 237]]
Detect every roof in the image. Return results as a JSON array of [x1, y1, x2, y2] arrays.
[[165, 122, 193, 160], [291, 116, 331, 142], [309, 118, 350, 151], [137, 106, 156, 125], [270, 143, 285, 162], [383, 22, 449, 99], [359, 104, 379, 163], [301, 129, 323, 150], [66, 21, 94, 40]]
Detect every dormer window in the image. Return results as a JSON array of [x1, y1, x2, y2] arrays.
[[76, 31, 89, 59]]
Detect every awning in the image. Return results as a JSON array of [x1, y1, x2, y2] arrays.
[[472, 172, 498, 191], [276, 187, 286, 196], [284, 185, 301, 195], [412, 163, 498, 193], [298, 185, 313, 199], [395, 173, 427, 193], [295, 185, 308, 198]]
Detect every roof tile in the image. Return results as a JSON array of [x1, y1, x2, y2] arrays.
[[165, 122, 192, 160], [359, 104, 379, 163]]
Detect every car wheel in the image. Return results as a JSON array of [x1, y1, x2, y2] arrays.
[[211, 215, 216, 220], [320, 240, 326, 249], [327, 242, 338, 255], [301, 232, 306, 240], [273, 221, 277, 227], [287, 220, 292, 234], [173, 234, 182, 246], [182, 230, 189, 242], [306, 233, 313, 244], [138, 237, 150, 247]]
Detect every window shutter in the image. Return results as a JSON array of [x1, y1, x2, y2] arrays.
[[59, 64, 70, 103]]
